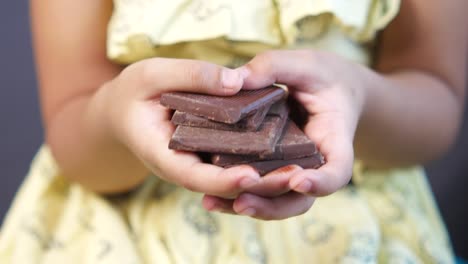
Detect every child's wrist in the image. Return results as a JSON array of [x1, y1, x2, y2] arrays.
[[86, 78, 125, 147], [352, 63, 374, 124]]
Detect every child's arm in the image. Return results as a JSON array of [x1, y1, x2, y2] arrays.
[[355, 0, 467, 168], [31, 0, 137, 193], [31, 0, 260, 194]]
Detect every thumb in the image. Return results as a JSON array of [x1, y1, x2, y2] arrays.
[[234, 50, 317, 90], [124, 58, 244, 99]]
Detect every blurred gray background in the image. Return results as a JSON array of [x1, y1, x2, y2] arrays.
[[0, 0, 467, 258]]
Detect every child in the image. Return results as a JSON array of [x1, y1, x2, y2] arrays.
[[1, 0, 466, 263]]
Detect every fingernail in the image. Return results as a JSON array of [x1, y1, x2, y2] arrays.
[[221, 68, 241, 91], [208, 205, 221, 212], [239, 177, 259, 189], [268, 165, 301, 176], [239, 208, 256, 216], [236, 66, 250, 79], [293, 179, 312, 193]]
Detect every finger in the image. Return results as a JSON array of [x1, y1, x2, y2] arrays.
[[242, 165, 302, 197], [202, 195, 236, 214], [233, 192, 315, 220], [201, 166, 302, 213], [131, 109, 261, 198], [289, 129, 354, 196], [156, 138, 261, 198], [235, 50, 326, 90], [124, 58, 244, 99], [154, 150, 261, 198]]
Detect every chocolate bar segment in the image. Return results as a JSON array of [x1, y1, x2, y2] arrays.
[[267, 100, 289, 117], [275, 120, 317, 159], [226, 153, 325, 176], [161, 86, 285, 124], [171, 100, 288, 132], [211, 120, 317, 166], [171, 103, 271, 132], [169, 115, 287, 155]]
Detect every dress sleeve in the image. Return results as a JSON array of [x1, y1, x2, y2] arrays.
[[277, 0, 401, 44]]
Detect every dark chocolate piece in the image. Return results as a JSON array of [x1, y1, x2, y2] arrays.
[[227, 153, 325, 176], [160, 86, 285, 124], [169, 115, 288, 155], [211, 120, 317, 166], [267, 100, 289, 117], [287, 95, 308, 129], [171, 100, 288, 132], [171, 103, 271, 132]]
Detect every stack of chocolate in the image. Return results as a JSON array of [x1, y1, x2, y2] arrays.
[[160, 86, 324, 175]]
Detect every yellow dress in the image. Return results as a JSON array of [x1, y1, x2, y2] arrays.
[[0, 1, 455, 263]]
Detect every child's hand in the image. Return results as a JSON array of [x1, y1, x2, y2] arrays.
[[202, 165, 316, 219], [203, 50, 366, 219], [103, 58, 261, 198]]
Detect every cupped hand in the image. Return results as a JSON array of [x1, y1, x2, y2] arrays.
[[203, 50, 367, 219], [103, 58, 262, 198], [203, 165, 316, 220]]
